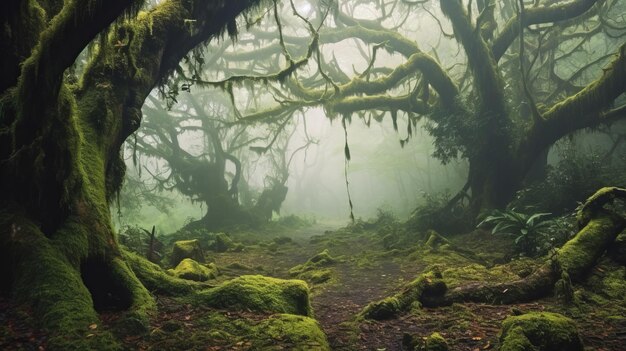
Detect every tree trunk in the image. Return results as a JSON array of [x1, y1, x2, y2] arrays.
[[0, 1, 260, 348]]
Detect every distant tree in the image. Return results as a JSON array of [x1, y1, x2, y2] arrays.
[[194, 0, 626, 222]]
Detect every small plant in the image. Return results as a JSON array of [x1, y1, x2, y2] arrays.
[[478, 209, 556, 257]]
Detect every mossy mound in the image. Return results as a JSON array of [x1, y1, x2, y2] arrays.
[[168, 259, 218, 282], [299, 268, 333, 284], [207, 232, 235, 253], [499, 312, 583, 351], [422, 332, 449, 351], [149, 311, 328, 350], [170, 239, 205, 266], [254, 314, 329, 350], [196, 275, 313, 316], [289, 249, 336, 276]]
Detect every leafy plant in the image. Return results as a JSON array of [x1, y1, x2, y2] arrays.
[[478, 209, 556, 257]]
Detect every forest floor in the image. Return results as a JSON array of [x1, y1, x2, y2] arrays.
[[1, 217, 625, 350]]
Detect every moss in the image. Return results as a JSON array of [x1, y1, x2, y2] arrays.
[[225, 262, 254, 271], [557, 213, 624, 281], [361, 296, 401, 320], [168, 258, 218, 282], [170, 239, 205, 266], [123, 250, 196, 296], [299, 268, 333, 284], [361, 271, 446, 320], [499, 312, 583, 351], [288, 249, 336, 276], [1, 213, 122, 350], [207, 232, 234, 252], [253, 314, 329, 350], [422, 332, 449, 351], [196, 275, 313, 316], [149, 311, 328, 350]]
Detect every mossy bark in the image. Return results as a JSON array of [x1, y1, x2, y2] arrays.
[[422, 188, 626, 307], [0, 0, 261, 348]]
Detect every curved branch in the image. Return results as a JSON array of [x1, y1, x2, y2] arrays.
[[492, 0, 599, 62]]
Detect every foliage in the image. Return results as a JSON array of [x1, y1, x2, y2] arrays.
[[514, 146, 626, 214], [478, 209, 557, 257], [409, 191, 471, 234], [119, 225, 163, 262]]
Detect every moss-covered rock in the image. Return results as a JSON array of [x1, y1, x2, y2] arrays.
[[289, 249, 336, 276], [170, 239, 205, 266], [255, 314, 329, 350], [168, 258, 218, 282], [499, 312, 583, 351], [361, 297, 401, 320], [207, 232, 235, 253], [196, 275, 313, 316]]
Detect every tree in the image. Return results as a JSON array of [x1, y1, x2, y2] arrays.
[[0, 0, 261, 347], [194, 0, 626, 221]]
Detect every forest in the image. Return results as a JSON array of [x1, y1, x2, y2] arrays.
[[1, 0, 625, 350]]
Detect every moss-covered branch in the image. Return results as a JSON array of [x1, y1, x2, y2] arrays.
[[492, 0, 599, 62], [440, 0, 507, 118], [521, 44, 626, 163]]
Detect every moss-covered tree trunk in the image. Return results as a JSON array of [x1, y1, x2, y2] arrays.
[[0, 0, 259, 348]]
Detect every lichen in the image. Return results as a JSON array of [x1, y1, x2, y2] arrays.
[[195, 275, 313, 316]]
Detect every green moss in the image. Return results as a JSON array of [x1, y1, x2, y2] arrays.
[[207, 232, 234, 252], [168, 258, 218, 282], [361, 271, 446, 320], [499, 312, 583, 351], [149, 311, 328, 350], [1, 214, 121, 350], [123, 250, 196, 296], [361, 296, 401, 320], [196, 275, 313, 316], [422, 332, 449, 351], [253, 314, 329, 350], [299, 268, 333, 284], [170, 239, 205, 266], [557, 213, 623, 281], [288, 249, 336, 276]]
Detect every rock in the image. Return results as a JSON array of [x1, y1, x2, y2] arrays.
[[499, 312, 584, 351], [197, 275, 312, 316], [169, 258, 218, 282], [171, 239, 205, 266]]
